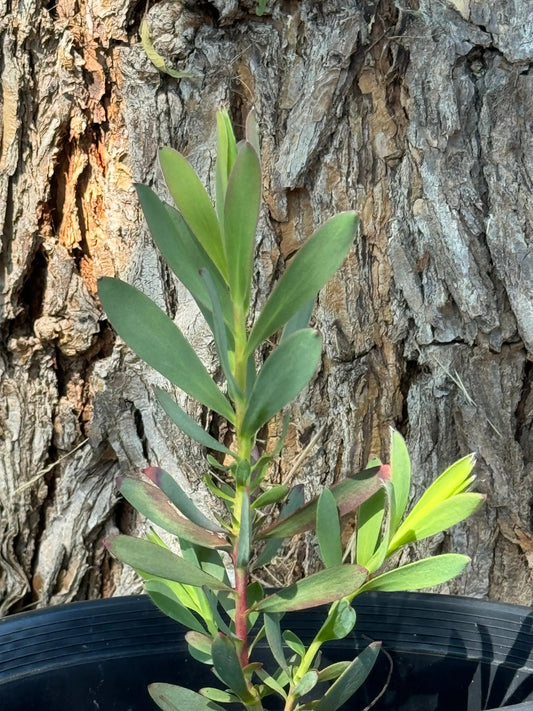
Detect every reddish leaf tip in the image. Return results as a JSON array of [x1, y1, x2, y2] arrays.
[[143, 466, 162, 485], [379, 464, 391, 480], [115, 474, 125, 489]]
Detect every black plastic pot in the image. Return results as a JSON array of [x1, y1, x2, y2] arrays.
[[1, 592, 532, 710]]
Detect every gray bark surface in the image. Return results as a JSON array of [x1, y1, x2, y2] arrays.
[[0, 0, 531, 614]]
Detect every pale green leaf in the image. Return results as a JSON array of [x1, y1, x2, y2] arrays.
[[144, 579, 207, 634], [356, 488, 386, 568], [356, 554, 470, 594], [97, 277, 235, 422], [200, 688, 238, 704], [264, 613, 288, 672], [253, 484, 304, 568], [315, 642, 381, 711], [252, 485, 289, 509], [390, 429, 411, 531], [293, 671, 318, 699], [215, 108, 238, 221]]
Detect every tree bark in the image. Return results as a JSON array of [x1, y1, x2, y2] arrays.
[[1, 0, 531, 615]]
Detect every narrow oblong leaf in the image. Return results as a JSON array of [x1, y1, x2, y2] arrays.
[[293, 670, 318, 699], [241, 329, 322, 436], [280, 298, 315, 343], [224, 141, 261, 306], [97, 277, 235, 422], [316, 488, 343, 568], [211, 635, 253, 702], [215, 108, 238, 221], [315, 642, 381, 711], [144, 579, 207, 634], [148, 683, 225, 711], [317, 661, 351, 683], [356, 554, 471, 594], [159, 147, 227, 280], [387, 493, 484, 554], [253, 484, 304, 568], [258, 466, 385, 540], [356, 488, 386, 568], [253, 564, 367, 613], [107, 535, 232, 591], [200, 688, 238, 704], [119, 476, 227, 548], [247, 212, 358, 355], [144, 466, 225, 533], [264, 613, 288, 672], [135, 185, 233, 331], [390, 429, 411, 532], [252, 485, 289, 509]]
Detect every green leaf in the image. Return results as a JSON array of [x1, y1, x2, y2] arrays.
[[317, 600, 356, 642], [211, 635, 253, 702], [362, 480, 395, 574], [200, 688, 238, 704], [135, 184, 232, 331], [356, 488, 386, 568], [390, 429, 411, 532], [97, 277, 235, 422], [282, 630, 305, 657], [264, 613, 288, 672], [159, 147, 227, 280], [144, 579, 207, 634], [314, 642, 381, 711], [253, 565, 367, 613], [241, 329, 322, 437], [356, 554, 471, 594], [155, 388, 234, 457], [252, 485, 289, 509], [107, 535, 232, 591], [258, 466, 386, 540], [317, 661, 351, 683], [245, 109, 260, 159], [253, 484, 304, 568], [120, 475, 227, 548], [293, 670, 318, 699], [186, 631, 213, 658], [387, 492, 484, 554], [316, 488, 342, 568], [255, 668, 288, 699], [215, 109, 238, 222], [246, 212, 358, 355], [280, 299, 315, 343], [143, 466, 225, 533], [149, 683, 225, 711], [224, 141, 261, 307]]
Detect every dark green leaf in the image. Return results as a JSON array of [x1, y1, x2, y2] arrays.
[[253, 565, 367, 613], [107, 535, 232, 591], [155, 388, 234, 457], [224, 142, 261, 307], [316, 488, 342, 568], [317, 600, 356, 642], [97, 277, 235, 422], [315, 642, 381, 711], [148, 683, 225, 711], [357, 554, 470, 594], [247, 212, 358, 355], [253, 484, 304, 568], [280, 299, 315, 343], [159, 147, 227, 280], [120, 475, 227, 548], [211, 635, 253, 702], [264, 613, 288, 672], [258, 466, 385, 540], [144, 579, 207, 634], [242, 329, 322, 436]]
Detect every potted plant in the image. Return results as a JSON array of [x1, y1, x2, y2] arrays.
[[1, 109, 532, 711]]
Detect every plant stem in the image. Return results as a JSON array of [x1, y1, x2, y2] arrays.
[[234, 561, 249, 666]]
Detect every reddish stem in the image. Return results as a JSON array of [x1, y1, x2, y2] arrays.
[[234, 562, 249, 667]]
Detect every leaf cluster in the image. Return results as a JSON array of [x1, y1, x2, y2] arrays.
[[99, 110, 483, 711]]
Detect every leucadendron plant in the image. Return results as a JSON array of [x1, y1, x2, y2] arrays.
[[98, 110, 484, 711]]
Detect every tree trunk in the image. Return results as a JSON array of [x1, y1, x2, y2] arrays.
[[1, 0, 531, 615]]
